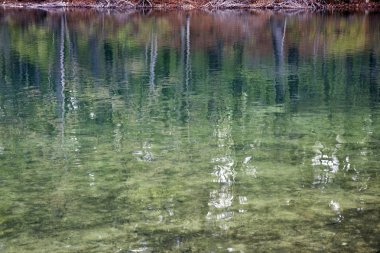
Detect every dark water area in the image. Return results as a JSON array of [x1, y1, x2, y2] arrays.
[[0, 8, 379, 252]]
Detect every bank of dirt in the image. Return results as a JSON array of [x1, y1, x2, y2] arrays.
[[1, 0, 380, 11]]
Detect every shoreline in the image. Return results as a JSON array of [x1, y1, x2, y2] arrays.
[[1, 1, 380, 11]]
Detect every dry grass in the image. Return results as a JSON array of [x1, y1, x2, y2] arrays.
[[1, 0, 379, 9]]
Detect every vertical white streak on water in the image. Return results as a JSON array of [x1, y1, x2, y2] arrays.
[[59, 14, 66, 145]]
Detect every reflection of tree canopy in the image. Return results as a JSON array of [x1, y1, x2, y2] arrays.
[[0, 8, 379, 126]]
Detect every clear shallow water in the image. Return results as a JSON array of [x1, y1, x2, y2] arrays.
[[0, 8, 380, 252]]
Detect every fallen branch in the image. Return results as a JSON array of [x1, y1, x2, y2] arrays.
[[136, 0, 152, 8], [260, 0, 324, 9], [203, 0, 249, 9]]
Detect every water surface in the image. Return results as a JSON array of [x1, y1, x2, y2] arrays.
[[0, 8, 379, 252]]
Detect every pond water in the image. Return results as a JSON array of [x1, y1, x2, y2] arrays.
[[0, 8, 379, 252]]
